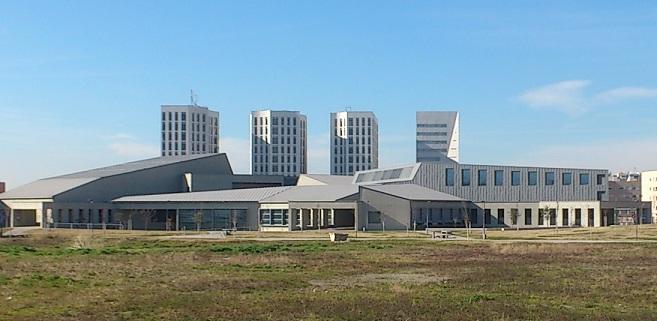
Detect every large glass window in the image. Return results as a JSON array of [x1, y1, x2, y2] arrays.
[[478, 170, 487, 186], [562, 172, 572, 185], [445, 168, 455, 186], [260, 209, 289, 226], [580, 173, 590, 185], [545, 172, 555, 185], [528, 171, 538, 186], [484, 209, 491, 225], [368, 211, 381, 224], [596, 174, 605, 185], [494, 170, 504, 186], [497, 209, 505, 226], [462, 169, 471, 186], [511, 171, 521, 186], [524, 208, 532, 225]]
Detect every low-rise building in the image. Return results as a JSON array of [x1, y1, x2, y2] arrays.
[[642, 170, 657, 223]]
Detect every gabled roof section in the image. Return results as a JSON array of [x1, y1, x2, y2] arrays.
[[113, 186, 293, 203], [353, 163, 421, 185], [0, 177, 97, 200], [0, 154, 227, 200], [297, 174, 354, 186], [56, 154, 226, 179], [362, 184, 465, 202], [261, 185, 359, 203]]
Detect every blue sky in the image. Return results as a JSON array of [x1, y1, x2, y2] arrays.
[[1, 1, 657, 188]]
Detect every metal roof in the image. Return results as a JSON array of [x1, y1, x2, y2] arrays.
[[362, 184, 465, 202], [297, 174, 354, 186], [56, 154, 221, 179], [114, 186, 293, 203], [0, 154, 224, 200], [261, 185, 359, 203], [0, 177, 97, 200]]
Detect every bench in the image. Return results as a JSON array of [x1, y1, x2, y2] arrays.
[[430, 230, 453, 239]]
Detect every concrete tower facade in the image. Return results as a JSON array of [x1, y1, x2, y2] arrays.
[[330, 111, 379, 175], [416, 111, 459, 163], [161, 105, 220, 157], [251, 110, 307, 176]]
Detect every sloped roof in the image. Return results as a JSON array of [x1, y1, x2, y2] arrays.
[[297, 174, 354, 186], [0, 154, 224, 200], [114, 186, 292, 203], [261, 185, 359, 203], [56, 154, 223, 179], [362, 184, 465, 202], [0, 177, 97, 200]]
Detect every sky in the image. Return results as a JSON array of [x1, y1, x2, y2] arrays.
[[1, 1, 657, 188]]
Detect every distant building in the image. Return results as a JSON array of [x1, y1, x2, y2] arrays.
[[609, 171, 640, 182], [251, 110, 307, 177], [161, 104, 220, 157], [416, 111, 459, 163], [330, 111, 379, 175], [641, 170, 657, 223]]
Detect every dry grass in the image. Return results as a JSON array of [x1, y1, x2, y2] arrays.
[[2, 230, 657, 320]]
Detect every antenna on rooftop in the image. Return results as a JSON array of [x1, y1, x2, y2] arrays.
[[345, 105, 352, 111], [190, 90, 199, 106]]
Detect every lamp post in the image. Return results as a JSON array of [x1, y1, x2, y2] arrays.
[[482, 200, 487, 240]]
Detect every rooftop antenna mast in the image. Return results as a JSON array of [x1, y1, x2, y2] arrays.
[[190, 90, 199, 106]]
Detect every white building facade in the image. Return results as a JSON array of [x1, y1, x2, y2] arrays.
[[641, 170, 657, 222], [251, 110, 307, 176], [161, 105, 220, 156], [330, 111, 379, 175], [416, 111, 459, 163]]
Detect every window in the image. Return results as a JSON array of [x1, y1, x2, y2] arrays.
[[528, 171, 538, 186], [597, 191, 606, 201], [562, 172, 572, 185], [469, 208, 478, 224], [494, 170, 504, 186], [596, 174, 605, 185], [579, 173, 590, 185], [445, 168, 455, 186], [462, 169, 471, 186], [588, 209, 595, 226], [484, 209, 491, 225], [524, 209, 532, 225], [575, 209, 582, 225], [368, 211, 381, 224], [545, 172, 555, 185], [497, 209, 504, 226], [510, 208, 519, 225], [510, 171, 520, 186], [478, 170, 487, 186], [562, 209, 569, 226]]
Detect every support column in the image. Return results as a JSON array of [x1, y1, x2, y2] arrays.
[[330, 208, 335, 226], [300, 209, 305, 231], [288, 209, 296, 231], [9, 208, 14, 228], [176, 209, 180, 231]]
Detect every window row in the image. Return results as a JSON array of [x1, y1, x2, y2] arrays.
[[444, 168, 603, 187]]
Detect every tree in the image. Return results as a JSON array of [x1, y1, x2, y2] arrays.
[[118, 210, 134, 230], [461, 203, 472, 239], [510, 208, 520, 231], [139, 209, 156, 231], [193, 210, 204, 232], [541, 205, 552, 228]]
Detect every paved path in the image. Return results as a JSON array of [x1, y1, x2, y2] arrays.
[[1, 226, 41, 237]]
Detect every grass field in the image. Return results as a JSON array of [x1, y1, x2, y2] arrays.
[[2, 230, 657, 321]]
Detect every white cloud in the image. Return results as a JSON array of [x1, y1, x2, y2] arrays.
[[220, 137, 251, 174], [516, 80, 590, 115], [594, 87, 657, 103], [108, 142, 159, 158], [516, 80, 657, 115], [512, 138, 657, 173]]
